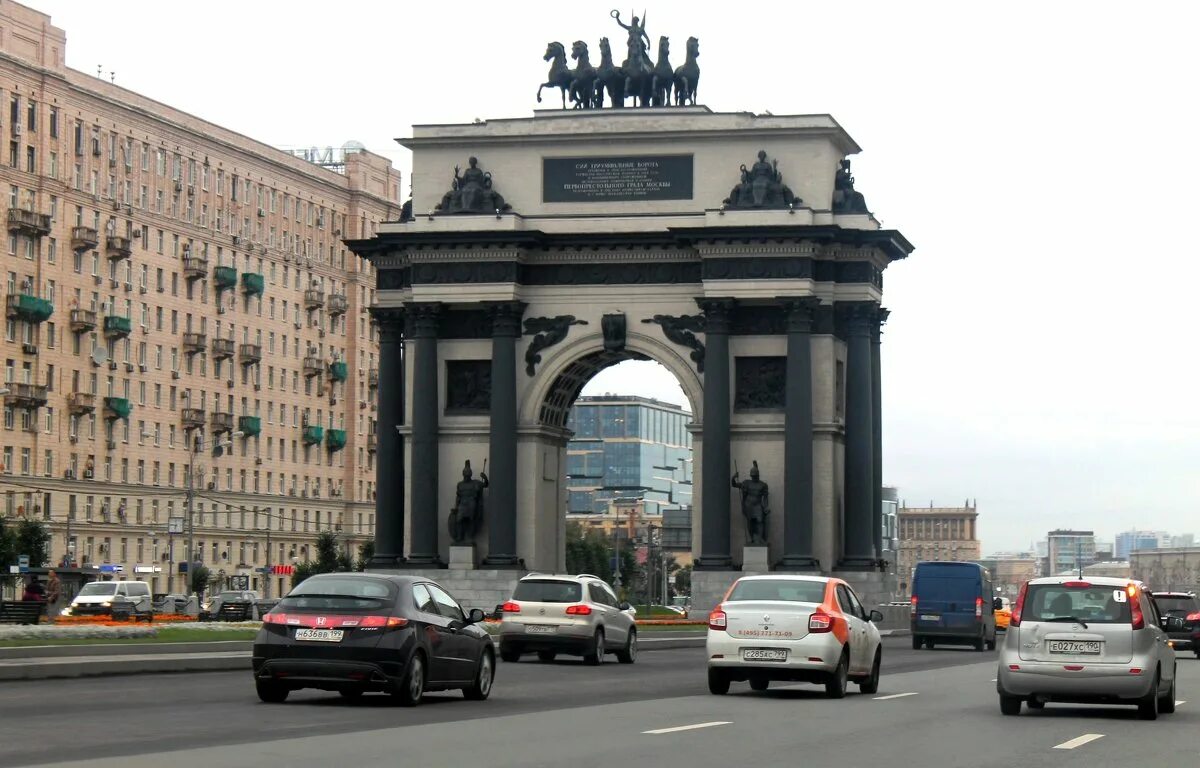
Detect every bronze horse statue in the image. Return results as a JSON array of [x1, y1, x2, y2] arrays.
[[594, 36, 624, 108], [673, 36, 700, 106], [537, 42, 572, 109], [650, 36, 673, 107], [568, 40, 598, 109], [621, 33, 654, 107]]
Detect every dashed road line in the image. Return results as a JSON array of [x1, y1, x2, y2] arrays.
[[643, 721, 731, 735], [1053, 734, 1104, 750], [873, 692, 919, 701], [1176, 700, 1186, 707]]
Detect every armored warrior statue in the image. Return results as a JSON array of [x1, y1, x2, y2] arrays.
[[732, 460, 770, 546], [448, 460, 489, 545]]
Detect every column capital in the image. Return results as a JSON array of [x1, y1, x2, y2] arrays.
[[408, 302, 442, 339], [369, 306, 407, 344], [486, 301, 527, 337], [778, 296, 821, 333], [870, 307, 890, 342], [837, 301, 880, 338], [696, 297, 736, 334]]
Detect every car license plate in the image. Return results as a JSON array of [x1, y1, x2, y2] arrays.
[[526, 625, 557, 634], [294, 628, 344, 642], [1048, 640, 1101, 655], [919, 614, 940, 622], [742, 648, 787, 662]]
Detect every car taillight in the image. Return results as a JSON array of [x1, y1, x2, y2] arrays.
[[1010, 582, 1028, 627], [359, 615, 408, 628], [708, 608, 727, 631], [1128, 584, 1145, 630], [565, 604, 592, 616], [809, 610, 833, 633], [1187, 612, 1200, 622], [262, 612, 288, 624], [910, 595, 917, 617], [975, 596, 983, 619], [501, 601, 521, 613]]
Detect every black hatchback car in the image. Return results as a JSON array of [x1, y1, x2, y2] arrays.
[[1152, 591, 1200, 656], [253, 573, 494, 705]]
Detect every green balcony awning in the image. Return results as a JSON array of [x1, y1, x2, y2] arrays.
[[103, 315, 132, 335], [302, 425, 324, 445], [238, 415, 262, 437], [241, 272, 264, 296], [214, 265, 238, 289], [103, 396, 132, 420], [329, 361, 348, 382], [325, 429, 347, 452]]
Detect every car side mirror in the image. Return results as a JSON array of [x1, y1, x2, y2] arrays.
[[619, 601, 632, 611], [993, 598, 1003, 610], [869, 609, 884, 623], [467, 608, 486, 624]]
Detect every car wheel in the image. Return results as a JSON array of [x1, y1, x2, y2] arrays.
[[749, 677, 769, 692], [924, 638, 935, 649], [859, 649, 881, 695], [256, 680, 289, 703], [394, 652, 425, 707], [585, 630, 605, 666], [1137, 671, 1159, 720], [1027, 697, 1044, 710], [825, 651, 849, 699], [986, 636, 996, 651], [999, 695, 1022, 716], [707, 668, 730, 695], [500, 645, 522, 663], [1158, 669, 1176, 715], [463, 650, 494, 701], [911, 635, 922, 651], [616, 629, 637, 664], [536, 651, 557, 663], [974, 638, 985, 652]]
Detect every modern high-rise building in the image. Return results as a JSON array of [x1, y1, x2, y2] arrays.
[[0, 2, 401, 596], [1044, 529, 1096, 576], [896, 500, 981, 591], [1114, 530, 1167, 560]]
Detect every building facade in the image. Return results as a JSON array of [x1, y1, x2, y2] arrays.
[[896, 501, 981, 592], [0, 3, 400, 596], [1044, 529, 1096, 576], [1130, 547, 1200, 593], [1114, 530, 1168, 560]]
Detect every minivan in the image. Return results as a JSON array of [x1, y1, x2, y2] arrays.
[[66, 580, 153, 616], [910, 561, 997, 650]]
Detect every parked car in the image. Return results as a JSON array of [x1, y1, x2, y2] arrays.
[[253, 573, 493, 705], [498, 573, 637, 664], [64, 580, 152, 617], [1150, 591, 1199, 656], [706, 575, 883, 698], [910, 561, 997, 650], [997, 577, 1183, 719], [203, 590, 260, 620]]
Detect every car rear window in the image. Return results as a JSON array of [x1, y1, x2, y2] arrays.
[[727, 579, 826, 603], [513, 580, 581, 603], [1153, 595, 1199, 617], [916, 576, 981, 603], [1023, 584, 1133, 624], [279, 576, 394, 612]]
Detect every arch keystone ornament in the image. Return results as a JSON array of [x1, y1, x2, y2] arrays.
[[349, 101, 912, 615]]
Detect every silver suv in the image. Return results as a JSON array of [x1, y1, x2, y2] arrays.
[[498, 574, 637, 665], [997, 576, 1183, 720]]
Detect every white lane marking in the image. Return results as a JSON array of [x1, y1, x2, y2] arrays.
[[990, 678, 997, 682], [873, 692, 919, 701], [643, 721, 731, 735], [1053, 734, 1104, 750], [1176, 700, 1186, 706]]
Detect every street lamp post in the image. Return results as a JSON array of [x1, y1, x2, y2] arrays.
[[185, 429, 243, 597]]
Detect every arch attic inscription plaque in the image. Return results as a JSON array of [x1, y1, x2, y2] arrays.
[[543, 154, 694, 202]]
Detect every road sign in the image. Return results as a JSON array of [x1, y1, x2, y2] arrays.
[[17, 554, 29, 568]]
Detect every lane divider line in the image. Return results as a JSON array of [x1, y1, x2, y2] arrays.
[[643, 721, 731, 735], [1053, 734, 1104, 750], [1175, 700, 1186, 706], [873, 692, 919, 701]]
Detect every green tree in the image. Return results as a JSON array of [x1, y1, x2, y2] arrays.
[[356, 541, 375, 572], [674, 564, 692, 595], [190, 564, 211, 597], [293, 531, 352, 586]]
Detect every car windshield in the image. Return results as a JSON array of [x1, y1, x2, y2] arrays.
[[1023, 584, 1133, 624], [728, 579, 826, 603], [77, 583, 117, 597], [513, 580, 581, 603], [217, 592, 247, 600], [1153, 595, 1199, 617], [278, 577, 393, 612]]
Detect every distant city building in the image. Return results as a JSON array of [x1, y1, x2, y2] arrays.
[[1130, 547, 1200, 593], [1082, 560, 1131, 579], [896, 500, 981, 592], [1045, 529, 1096, 576], [982, 551, 1039, 597], [881, 486, 899, 572], [1168, 533, 1196, 549], [1115, 530, 1169, 560]]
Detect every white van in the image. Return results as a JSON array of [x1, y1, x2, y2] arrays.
[[66, 580, 153, 616]]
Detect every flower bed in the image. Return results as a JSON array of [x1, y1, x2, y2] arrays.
[[0, 620, 261, 642]]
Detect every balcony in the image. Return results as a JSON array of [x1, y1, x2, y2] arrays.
[[70, 308, 97, 333], [241, 272, 264, 297], [239, 343, 262, 364], [303, 356, 322, 378], [302, 425, 324, 445], [6, 294, 53, 323], [328, 294, 348, 316], [103, 315, 132, 339], [68, 392, 96, 415], [238, 415, 262, 437], [325, 429, 347, 452], [5, 382, 48, 409], [211, 337, 235, 360], [329, 361, 348, 382], [7, 208, 51, 237], [105, 236, 132, 261], [181, 408, 206, 430], [103, 396, 132, 421], [368, 368, 379, 389], [211, 411, 234, 434], [70, 226, 99, 252], [303, 289, 325, 310], [182, 256, 209, 282], [367, 433, 377, 453], [182, 332, 207, 355], [213, 266, 238, 290]]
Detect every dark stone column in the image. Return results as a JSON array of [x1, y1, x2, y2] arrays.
[[696, 298, 734, 569], [407, 302, 442, 566], [777, 297, 820, 570], [483, 301, 526, 567], [839, 302, 877, 570], [871, 308, 889, 561], [368, 307, 406, 567]]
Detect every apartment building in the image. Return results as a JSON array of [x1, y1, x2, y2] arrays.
[[896, 500, 982, 591], [0, 2, 401, 596]]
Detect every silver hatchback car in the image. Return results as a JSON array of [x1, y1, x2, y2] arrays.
[[997, 576, 1183, 719], [498, 574, 637, 665]]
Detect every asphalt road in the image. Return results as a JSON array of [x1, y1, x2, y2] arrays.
[[3, 639, 1196, 768]]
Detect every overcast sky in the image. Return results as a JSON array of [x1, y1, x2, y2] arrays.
[[32, 1, 1200, 552]]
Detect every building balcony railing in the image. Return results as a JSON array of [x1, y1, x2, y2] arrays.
[[366, 432, 377, 453], [105, 235, 132, 261], [328, 294, 348, 316], [329, 362, 348, 382], [241, 272, 264, 297], [239, 343, 262, 364], [103, 396, 132, 421], [182, 256, 209, 282], [211, 411, 234, 434], [325, 429, 347, 452], [302, 356, 322, 378], [211, 337, 235, 359], [213, 266, 238, 290], [5, 382, 48, 409], [70, 226, 99, 252], [6, 293, 53, 324], [68, 391, 96, 415], [7, 208, 51, 237], [368, 368, 379, 389], [302, 425, 324, 445], [70, 308, 97, 333], [182, 332, 207, 354], [181, 407, 206, 429], [303, 289, 325, 310], [103, 315, 132, 339], [238, 415, 262, 437]]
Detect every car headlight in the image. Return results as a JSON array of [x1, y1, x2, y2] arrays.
[[101, 601, 112, 607]]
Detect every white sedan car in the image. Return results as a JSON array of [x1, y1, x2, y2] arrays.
[[706, 575, 884, 697]]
